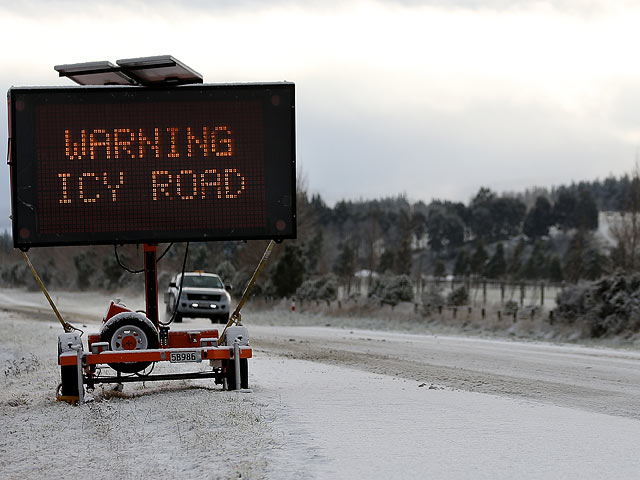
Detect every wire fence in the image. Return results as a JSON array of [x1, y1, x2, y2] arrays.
[[338, 277, 565, 309]]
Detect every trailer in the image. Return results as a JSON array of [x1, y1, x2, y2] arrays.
[[8, 56, 295, 404], [57, 302, 252, 404]]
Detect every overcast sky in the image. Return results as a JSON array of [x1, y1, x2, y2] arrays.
[[2, 0, 640, 233]]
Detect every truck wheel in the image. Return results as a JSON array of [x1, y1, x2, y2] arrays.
[[100, 313, 159, 373], [225, 358, 248, 390]]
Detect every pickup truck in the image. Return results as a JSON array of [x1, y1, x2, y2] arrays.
[[164, 272, 231, 323]]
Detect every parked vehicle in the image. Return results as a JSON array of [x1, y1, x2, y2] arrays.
[[164, 272, 231, 323]]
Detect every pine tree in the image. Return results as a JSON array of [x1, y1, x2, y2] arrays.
[[271, 244, 306, 298], [378, 249, 395, 274], [470, 239, 488, 276], [334, 242, 356, 281], [564, 231, 585, 282], [305, 230, 324, 275], [394, 239, 412, 275], [432, 260, 446, 278], [547, 255, 564, 282], [522, 240, 546, 280], [485, 243, 506, 279], [553, 189, 578, 230], [523, 196, 553, 238], [507, 238, 526, 279], [576, 188, 599, 231], [583, 243, 608, 280], [453, 249, 469, 277]]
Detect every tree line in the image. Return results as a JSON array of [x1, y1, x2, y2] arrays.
[[1, 172, 638, 303]]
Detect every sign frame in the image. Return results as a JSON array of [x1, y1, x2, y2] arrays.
[[8, 82, 296, 249]]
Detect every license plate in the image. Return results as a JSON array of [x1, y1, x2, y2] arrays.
[[170, 351, 201, 363]]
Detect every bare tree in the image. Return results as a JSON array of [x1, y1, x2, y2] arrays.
[[610, 162, 640, 273]]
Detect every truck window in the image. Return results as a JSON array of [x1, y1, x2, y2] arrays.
[[181, 276, 223, 289]]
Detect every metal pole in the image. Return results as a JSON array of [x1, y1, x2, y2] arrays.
[[143, 244, 159, 330], [76, 348, 84, 403], [233, 339, 241, 390]]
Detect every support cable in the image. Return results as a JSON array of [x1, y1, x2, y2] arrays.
[[115, 243, 174, 274], [218, 240, 275, 345], [19, 250, 82, 335], [159, 242, 189, 327]]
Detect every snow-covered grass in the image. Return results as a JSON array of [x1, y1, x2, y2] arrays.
[[242, 301, 640, 348], [0, 309, 284, 480]]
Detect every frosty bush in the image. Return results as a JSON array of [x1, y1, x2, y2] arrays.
[[74, 251, 96, 290], [0, 262, 31, 288], [421, 284, 445, 315], [447, 285, 469, 306], [317, 275, 338, 304], [555, 273, 640, 337], [231, 269, 267, 299], [102, 255, 123, 289], [215, 260, 237, 288], [295, 278, 316, 301], [296, 274, 338, 305], [555, 285, 591, 321], [369, 274, 414, 307], [503, 300, 519, 315]]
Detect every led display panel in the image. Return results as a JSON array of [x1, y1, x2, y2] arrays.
[[8, 83, 296, 248]]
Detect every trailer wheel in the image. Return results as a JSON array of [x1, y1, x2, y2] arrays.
[[60, 365, 80, 397], [57, 336, 83, 401], [225, 358, 248, 390], [100, 313, 159, 373]]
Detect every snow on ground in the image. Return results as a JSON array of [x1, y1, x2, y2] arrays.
[[254, 355, 640, 479], [2, 288, 640, 479]]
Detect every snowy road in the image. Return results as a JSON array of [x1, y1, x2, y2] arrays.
[[250, 325, 640, 419], [2, 289, 640, 479]]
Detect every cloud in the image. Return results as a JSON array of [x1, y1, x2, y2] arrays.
[[300, 92, 634, 206], [2, 0, 640, 232]]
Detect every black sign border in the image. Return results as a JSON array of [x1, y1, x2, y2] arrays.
[[8, 83, 296, 249]]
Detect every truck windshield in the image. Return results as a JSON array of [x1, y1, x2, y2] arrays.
[[181, 275, 223, 289]]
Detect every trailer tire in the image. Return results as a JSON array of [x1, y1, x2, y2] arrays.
[[60, 365, 80, 397], [225, 358, 248, 390], [100, 313, 159, 373], [57, 339, 82, 400]]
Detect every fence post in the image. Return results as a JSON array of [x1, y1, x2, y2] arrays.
[[500, 282, 505, 305], [520, 283, 525, 307], [540, 282, 545, 306]]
